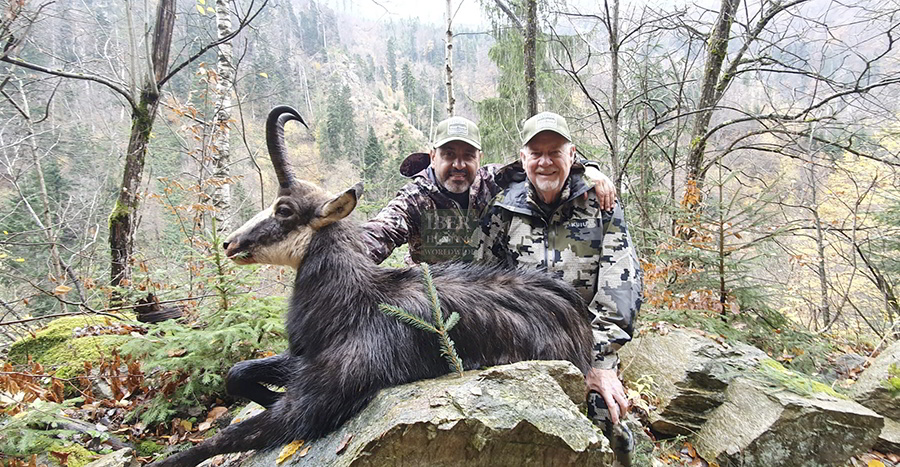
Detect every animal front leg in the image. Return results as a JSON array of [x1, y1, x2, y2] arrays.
[[225, 353, 292, 408]]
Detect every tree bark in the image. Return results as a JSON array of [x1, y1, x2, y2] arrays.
[[605, 0, 621, 189], [109, 0, 175, 289], [445, 0, 455, 115], [211, 0, 235, 234], [683, 0, 740, 210], [524, 0, 537, 117]]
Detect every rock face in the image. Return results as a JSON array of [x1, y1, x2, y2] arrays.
[[694, 377, 883, 467], [619, 329, 767, 435], [851, 341, 900, 420], [209, 361, 613, 467], [877, 417, 900, 453], [85, 448, 138, 467]]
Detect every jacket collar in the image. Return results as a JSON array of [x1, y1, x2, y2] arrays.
[[495, 161, 590, 218]]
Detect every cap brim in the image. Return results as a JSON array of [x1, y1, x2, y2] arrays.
[[522, 128, 571, 146], [399, 152, 430, 177], [433, 136, 482, 151]]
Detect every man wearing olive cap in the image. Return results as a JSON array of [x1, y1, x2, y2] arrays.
[[477, 111, 642, 460], [361, 116, 616, 265]]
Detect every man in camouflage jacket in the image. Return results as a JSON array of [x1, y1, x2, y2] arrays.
[[361, 116, 616, 265], [476, 112, 642, 458]]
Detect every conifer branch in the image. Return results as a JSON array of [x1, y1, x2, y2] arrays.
[[378, 304, 438, 333], [378, 263, 464, 377]]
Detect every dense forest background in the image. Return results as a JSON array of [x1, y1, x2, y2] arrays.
[[0, 0, 898, 461]]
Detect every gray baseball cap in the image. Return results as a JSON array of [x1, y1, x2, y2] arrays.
[[432, 116, 482, 150], [521, 112, 572, 145]]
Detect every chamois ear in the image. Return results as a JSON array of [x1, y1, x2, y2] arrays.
[[311, 182, 363, 229]]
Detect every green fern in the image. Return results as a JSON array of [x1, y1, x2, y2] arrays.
[[379, 263, 464, 377]]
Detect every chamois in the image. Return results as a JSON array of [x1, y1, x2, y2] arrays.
[[149, 106, 594, 467]]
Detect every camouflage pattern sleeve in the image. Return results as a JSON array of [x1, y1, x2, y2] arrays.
[[589, 202, 643, 370], [360, 183, 425, 264]]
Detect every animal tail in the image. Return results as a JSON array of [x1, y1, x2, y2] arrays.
[[148, 409, 284, 467]]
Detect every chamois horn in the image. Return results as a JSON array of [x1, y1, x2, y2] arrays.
[[265, 106, 308, 190]]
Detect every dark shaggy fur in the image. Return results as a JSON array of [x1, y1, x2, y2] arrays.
[[149, 108, 594, 467]]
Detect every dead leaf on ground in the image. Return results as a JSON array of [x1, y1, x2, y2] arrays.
[[336, 433, 353, 453], [277, 440, 304, 464], [206, 406, 228, 421]]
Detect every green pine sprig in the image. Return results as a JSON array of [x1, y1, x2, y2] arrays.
[[378, 263, 464, 377]]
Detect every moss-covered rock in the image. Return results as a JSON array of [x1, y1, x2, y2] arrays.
[[850, 341, 900, 420], [45, 442, 98, 467], [7, 315, 132, 380], [694, 377, 883, 466], [137, 440, 164, 457]]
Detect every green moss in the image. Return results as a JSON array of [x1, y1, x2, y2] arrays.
[[755, 358, 847, 400], [7, 316, 99, 363], [886, 363, 900, 396], [7, 316, 133, 380], [47, 443, 97, 467], [137, 440, 164, 457], [108, 198, 131, 229], [41, 335, 130, 380]]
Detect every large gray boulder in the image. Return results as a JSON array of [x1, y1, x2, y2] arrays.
[[876, 417, 900, 453], [850, 341, 900, 420], [694, 377, 883, 466], [619, 328, 767, 435], [203, 361, 613, 467]]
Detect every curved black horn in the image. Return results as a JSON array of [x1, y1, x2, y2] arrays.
[[266, 106, 308, 189]]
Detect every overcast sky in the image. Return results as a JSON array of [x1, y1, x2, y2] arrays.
[[333, 0, 489, 28]]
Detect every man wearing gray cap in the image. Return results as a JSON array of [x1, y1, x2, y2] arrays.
[[361, 116, 616, 265], [477, 111, 642, 461]]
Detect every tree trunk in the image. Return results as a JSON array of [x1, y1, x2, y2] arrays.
[[108, 0, 175, 290], [524, 0, 537, 117], [683, 0, 740, 209], [605, 0, 621, 190], [212, 0, 235, 234], [445, 0, 455, 115]]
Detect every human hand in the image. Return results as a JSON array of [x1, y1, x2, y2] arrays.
[[582, 166, 616, 211], [586, 368, 628, 424]]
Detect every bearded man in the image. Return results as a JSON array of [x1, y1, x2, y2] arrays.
[[477, 111, 643, 461]]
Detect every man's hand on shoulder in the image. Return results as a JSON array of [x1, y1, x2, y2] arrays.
[[586, 367, 628, 424], [582, 166, 616, 211]]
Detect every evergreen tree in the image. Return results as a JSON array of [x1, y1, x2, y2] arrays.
[[386, 36, 398, 90], [402, 63, 418, 127], [320, 84, 358, 163], [363, 126, 385, 184]]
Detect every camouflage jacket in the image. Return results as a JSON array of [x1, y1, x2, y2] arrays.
[[476, 163, 643, 370], [361, 164, 503, 265]]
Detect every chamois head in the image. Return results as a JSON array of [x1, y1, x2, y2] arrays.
[[222, 106, 363, 269]]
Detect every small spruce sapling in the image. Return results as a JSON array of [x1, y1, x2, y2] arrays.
[[379, 263, 464, 377]]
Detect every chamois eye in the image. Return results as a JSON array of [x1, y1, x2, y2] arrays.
[[275, 206, 293, 218]]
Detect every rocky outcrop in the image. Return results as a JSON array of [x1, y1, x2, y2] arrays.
[[85, 448, 138, 467], [203, 361, 613, 467], [619, 328, 767, 435], [694, 377, 883, 466], [876, 418, 900, 453], [851, 341, 900, 419]]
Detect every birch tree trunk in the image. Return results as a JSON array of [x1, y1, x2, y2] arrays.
[[445, 0, 455, 115], [109, 0, 175, 289], [211, 0, 236, 233]]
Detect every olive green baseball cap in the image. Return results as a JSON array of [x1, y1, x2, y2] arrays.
[[432, 116, 482, 150], [521, 112, 572, 145]]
